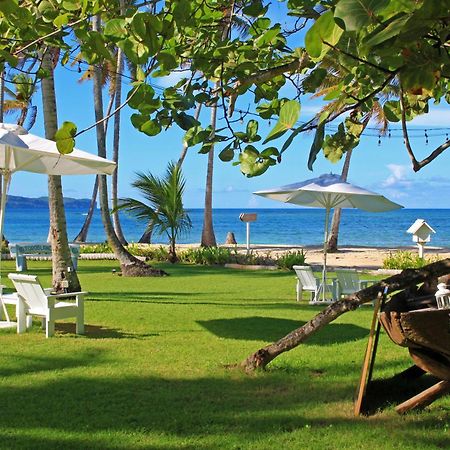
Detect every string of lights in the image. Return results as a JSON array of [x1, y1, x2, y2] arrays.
[[3, 50, 450, 142]]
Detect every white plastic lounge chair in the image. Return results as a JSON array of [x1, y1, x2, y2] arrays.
[[334, 269, 371, 299], [293, 265, 336, 303], [8, 273, 86, 338], [0, 285, 19, 328]]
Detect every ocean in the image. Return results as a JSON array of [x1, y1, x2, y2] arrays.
[[3, 207, 450, 248]]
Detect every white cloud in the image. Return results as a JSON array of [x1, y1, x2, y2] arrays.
[[382, 164, 412, 189], [408, 108, 450, 126]]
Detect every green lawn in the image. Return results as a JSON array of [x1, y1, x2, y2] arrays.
[[0, 260, 448, 449]]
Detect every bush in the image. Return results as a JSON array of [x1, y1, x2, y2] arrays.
[[179, 247, 233, 265], [276, 250, 307, 270], [80, 242, 112, 253], [382, 251, 439, 269]]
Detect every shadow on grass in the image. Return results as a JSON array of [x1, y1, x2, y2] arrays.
[[56, 323, 160, 339], [362, 373, 444, 416], [0, 350, 107, 377], [197, 316, 369, 344], [0, 366, 446, 449]]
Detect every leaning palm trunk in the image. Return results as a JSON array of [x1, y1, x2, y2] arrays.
[[92, 16, 164, 277], [326, 148, 353, 252], [41, 51, 81, 292], [138, 102, 203, 244], [74, 176, 98, 243], [111, 26, 127, 246]]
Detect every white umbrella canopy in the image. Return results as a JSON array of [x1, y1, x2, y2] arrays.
[[0, 123, 116, 175], [0, 123, 116, 328], [254, 173, 403, 302]]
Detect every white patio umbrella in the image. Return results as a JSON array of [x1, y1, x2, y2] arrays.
[[0, 123, 116, 327], [254, 173, 403, 302]]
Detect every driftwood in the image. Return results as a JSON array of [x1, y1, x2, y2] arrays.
[[241, 258, 450, 372]]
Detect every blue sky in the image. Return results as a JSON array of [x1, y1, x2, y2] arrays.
[[5, 5, 450, 209]]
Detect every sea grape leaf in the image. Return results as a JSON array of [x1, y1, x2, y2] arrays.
[[55, 121, 77, 154], [263, 100, 300, 143]]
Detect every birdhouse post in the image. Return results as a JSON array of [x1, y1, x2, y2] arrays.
[[406, 219, 435, 258], [239, 213, 257, 251]]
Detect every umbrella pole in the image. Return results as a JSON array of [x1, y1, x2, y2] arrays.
[[0, 168, 11, 323], [322, 206, 331, 302]]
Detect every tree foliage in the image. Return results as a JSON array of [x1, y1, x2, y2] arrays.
[[1, 1, 449, 175]]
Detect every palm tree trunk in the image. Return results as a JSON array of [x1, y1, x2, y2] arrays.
[[326, 149, 353, 252], [201, 94, 218, 247], [74, 75, 116, 243], [200, 4, 234, 247], [92, 15, 164, 276], [41, 50, 81, 292], [111, 44, 128, 246], [73, 176, 98, 243], [138, 102, 203, 244]]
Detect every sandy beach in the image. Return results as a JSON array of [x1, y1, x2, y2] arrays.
[[173, 243, 450, 270]]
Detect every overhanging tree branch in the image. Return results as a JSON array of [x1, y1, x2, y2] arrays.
[[241, 258, 450, 372]]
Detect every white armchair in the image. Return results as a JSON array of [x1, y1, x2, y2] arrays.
[[8, 273, 86, 338], [293, 265, 337, 303], [334, 269, 371, 299]]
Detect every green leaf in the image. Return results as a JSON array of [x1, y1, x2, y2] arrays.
[[260, 147, 279, 157], [53, 13, 69, 28], [307, 122, 325, 170], [218, 144, 235, 162], [334, 0, 390, 32], [364, 14, 409, 47], [55, 121, 77, 155], [242, 1, 266, 17], [172, 112, 200, 131], [140, 120, 161, 136], [383, 101, 400, 121], [246, 120, 259, 139], [264, 100, 300, 144], [104, 18, 127, 39], [305, 11, 343, 60]]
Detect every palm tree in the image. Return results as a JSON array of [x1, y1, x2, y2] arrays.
[[92, 14, 164, 276], [3, 74, 38, 129], [41, 49, 81, 292], [138, 102, 202, 244], [118, 163, 191, 263], [309, 56, 391, 252], [201, 2, 240, 247]]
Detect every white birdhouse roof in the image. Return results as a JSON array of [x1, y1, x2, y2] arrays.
[[407, 219, 435, 234]]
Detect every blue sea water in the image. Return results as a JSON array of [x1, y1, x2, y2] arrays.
[[3, 206, 450, 248]]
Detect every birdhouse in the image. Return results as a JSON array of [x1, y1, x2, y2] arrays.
[[407, 219, 435, 243]]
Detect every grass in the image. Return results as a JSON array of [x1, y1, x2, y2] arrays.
[[0, 260, 448, 449]]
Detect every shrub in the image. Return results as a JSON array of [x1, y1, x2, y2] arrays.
[[276, 250, 307, 270], [382, 251, 439, 270], [179, 247, 233, 265], [80, 242, 112, 253]]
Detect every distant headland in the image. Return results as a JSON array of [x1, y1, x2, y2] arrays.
[[6, 195, 93, 209]]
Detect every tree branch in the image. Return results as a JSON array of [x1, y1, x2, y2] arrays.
[[226, 51, 310, 117], [399, 88, 450, 171], [241, 258, 450, 372]]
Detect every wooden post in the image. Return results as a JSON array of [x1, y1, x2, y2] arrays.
[[354, 288, 387, 416], [395, 380, 450, 414]]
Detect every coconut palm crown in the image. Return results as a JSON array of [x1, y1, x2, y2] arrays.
[[118, 162, 192, 263]]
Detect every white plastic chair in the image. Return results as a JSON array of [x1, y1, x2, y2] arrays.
[[8, 273, 86, 338], [335, 269, 371, 298], [293, 265, 336, 303]]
